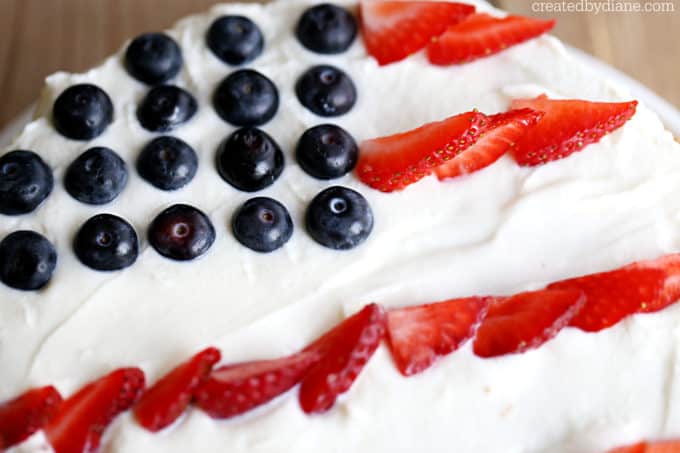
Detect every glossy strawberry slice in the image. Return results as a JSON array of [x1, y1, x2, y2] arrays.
[[45, 368, 145, 453], [434, 108, 542, 180], [134, 347, 220, 432], [0, 386, 63, 449], [427, 13, 555, 65], [608, 440, 680, 452], [386, 297, 489, 376], [194, 351, 319, 419], [510, 94, 638, 166], [357, 111, 487, 191], [360, 1, 475, 65], [299, 303, 386, 414], [473, 289, 585, 358]]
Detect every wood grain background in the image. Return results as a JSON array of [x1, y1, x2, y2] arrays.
[[0, 0, 678, 129]]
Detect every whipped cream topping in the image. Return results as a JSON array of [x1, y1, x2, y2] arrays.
[[3, 1, 680, 452]]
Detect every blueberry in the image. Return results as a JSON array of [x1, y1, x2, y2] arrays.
[[53, 84, 114, 140], [137, 85, 197, 132], [0, 151, 53, 215], [74, 214, 138, 271], [216, 127, 283, 192], [207, 16, 264, 66], [213, 69, 279, 127], [295, 65, 357, 117], [148, 204, 215, 261], [296, 124, 358, 179], [296, 4, 357, 54], [137, 136, 198, 191], [306, 186, 373, 250], [64, 147, 128, 205], [125, 33, 183, 85], [232, 197, 293, 253], [0, 231, 57, 291]]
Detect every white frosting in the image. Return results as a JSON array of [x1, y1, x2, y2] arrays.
[[3, 1, 680, 452]]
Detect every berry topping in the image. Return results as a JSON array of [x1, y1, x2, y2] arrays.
[[360, 0, 475, 65], [64, 147, 128, 205], [137, 136, 198, 191], [510, 94, 638, 166], [608, 440, 680, 453], [134, 347, 221, 432], [305, 186, 373, 250], [299, 303, 385, 414], [0, 386, 63, 449], [0, 231, 57, 291], [216, 127, 284, 192], [473, 289, 585, 358], [296, 124, 358, 180], [125, 33, 183, 85], [296, 4, 358, 54], [137, 85, 198, 132], [427, 13, 555, 65], [45, 368, 145, 453], [73, 214, 139, 272], [357, 110, 487, 192], [207, 16, 264, 66], [213, 69, 279, 127], [148, 204, 216, 261], [52, 84, 114, 140], [232, 197, 293, 253], [295, 65, 357, 117], [386, 297, 489, 376], [0, 150, 53, 215]]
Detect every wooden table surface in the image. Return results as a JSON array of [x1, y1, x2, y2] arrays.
[[0, 0, 678, 129]]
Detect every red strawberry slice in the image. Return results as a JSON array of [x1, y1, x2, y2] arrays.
[[473, 289, 585, 358], [357, 110, 488, 192], [386, 297, 489, 376], [434, 108, 543, 180], [194, 351, 319, 419], [427, 13, 555, 65], [360, 1, 475, 65], [45, 368, 145, 453], [510, 94, 638, 166], [608, 440, 680, 453], [134, 347, 220, 432], [0, 386, 63, 449], [299, 303, 386, 414]]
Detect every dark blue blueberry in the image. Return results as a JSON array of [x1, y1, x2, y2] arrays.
[[296, 4, 357, 54], [137, 136, 198, 191], [0, 151, 53, 215], [0, 231, 57, 291], [207, 16, 264, 66], [216, 127, 283, 192], [232, 197, 293, 253], [148, 204, 215, 261], [125, 33, 183, 85], [137, 85, 197, 132], [296, 124, 358, 179], [295, 65, 357, 117], [213, 69, 279, 127], [53, 84, 114, 140], [74, 214, 138, 271], [306, 186, 373, 250], [64, 147, 128, 205]]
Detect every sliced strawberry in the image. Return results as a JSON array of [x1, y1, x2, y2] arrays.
[[386, 297, 489, 376], [608, 440, 680, 453], [434, 108, 543, 180], [473, 289, 585, 358], [299, 303, 386, 414], [0, 386, 62, 449], [45, 368, 145, 453], [357, 111, 487, 192], [510, 94, 638, 166], [134, 347, 220, 432], [427, 13, 555, 65], [360, 1, 475, 65]]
